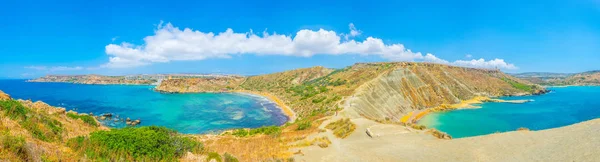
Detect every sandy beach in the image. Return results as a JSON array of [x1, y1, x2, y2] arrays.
[[234, 90, 297, 122]]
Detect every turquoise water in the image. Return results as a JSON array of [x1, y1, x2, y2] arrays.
[[0, 80, 288, 134], [419, 86, 600, 138]]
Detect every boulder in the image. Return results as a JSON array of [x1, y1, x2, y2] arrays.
[[102, 113, 113, 118]]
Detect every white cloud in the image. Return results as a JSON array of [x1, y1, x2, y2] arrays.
[[25, 66, 83, 71], [465, 54, 472, 58], [103, 22, 518, 70], [453, 58, 517, 70]]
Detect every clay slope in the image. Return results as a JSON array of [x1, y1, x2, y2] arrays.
[[346, 62, 545, 121]]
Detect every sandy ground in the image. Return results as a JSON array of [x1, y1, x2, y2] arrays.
[[293, 115, 600, 162]]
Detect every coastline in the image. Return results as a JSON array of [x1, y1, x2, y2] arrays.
[[233, 90, 297, 123], [155, 88, 297, 123], [402, 96, 533, 124]]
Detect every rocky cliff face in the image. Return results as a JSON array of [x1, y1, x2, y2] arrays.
[[345, 63, 544, 121], [155, 76, 246, 93], [29, 75, 156, 85]]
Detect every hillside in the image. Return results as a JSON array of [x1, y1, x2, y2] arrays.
[[0, 90, 106, 161], [155, 76, 246, 92], [0, 90, 205, 161], [514, 71, 600, 86], [29, 75, 157, 85], [157, 62, 546, 121]]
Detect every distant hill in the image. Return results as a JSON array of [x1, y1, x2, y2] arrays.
[[513, 71, 600, 86]]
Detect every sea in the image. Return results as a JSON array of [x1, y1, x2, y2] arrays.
[[419, 86, 600, 138], [0, 79, 288, 134]]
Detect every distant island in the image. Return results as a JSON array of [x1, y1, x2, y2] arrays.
[[513, 71, 600, 86]]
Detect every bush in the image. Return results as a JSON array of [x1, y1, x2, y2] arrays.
[[67, 126, 203, 161], [231, 126, 281, 137], [296, 121, 312, 130], [66, 112, 98, 126], [0, 100, 29, 120], [223, 152, 239, 162], [0, 131, 28, 161], [325, 118, 356, 139], [207, 152, 222, 162]]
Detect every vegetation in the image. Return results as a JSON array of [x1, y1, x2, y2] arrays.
[[230, 125, 282, 137], [325, 118, 356, 138], [0, 100, 63, 142], [502, 78, 533, 92], [66, 112, 98, 126], [296, 121, 312, 130], [223, 152, 239, 162], [0, 131, 28, 161], [67, 126, 203, 161], [206, 152, 223, 162]]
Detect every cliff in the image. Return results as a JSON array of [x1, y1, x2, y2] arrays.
[[345, 63, 545, 121], [29, 75, 157, 85], [156, 62, 546, 120]]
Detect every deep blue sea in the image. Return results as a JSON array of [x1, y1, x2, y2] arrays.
[[419, 86, 600, 138], [0, 80, 288, 134]]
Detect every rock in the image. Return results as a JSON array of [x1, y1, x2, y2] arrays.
[[100, 116, 106, 120], [102, 113, 113, 118], [56, 107, 66, 114]]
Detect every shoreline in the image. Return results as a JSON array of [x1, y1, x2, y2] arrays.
[[233, 90, 297, 123], [155, 88, 297, 123], [402, 96, 533, 124]]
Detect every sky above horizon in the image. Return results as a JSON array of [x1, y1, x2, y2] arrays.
[[1, 0, 599, 78]]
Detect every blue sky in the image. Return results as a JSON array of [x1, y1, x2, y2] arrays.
[[1, 0, 599, 78]]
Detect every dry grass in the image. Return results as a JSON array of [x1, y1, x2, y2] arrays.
[[201, 119, 322, 161], [325, 118, 357, 139]]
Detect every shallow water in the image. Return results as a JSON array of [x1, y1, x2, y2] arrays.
[[419, 86, 600, 138], [0, 80, 288, 134]]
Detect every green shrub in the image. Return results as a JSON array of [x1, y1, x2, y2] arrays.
[[66, 112, 98, 126], [68, 126, 203, 161], [0, 100, 29, 120], [223, 152, 239, 162], [502, 78, 533, 92], [296, 121, 312, 130], [231, 126, 281, 137], [207, 152, 222, 162]]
